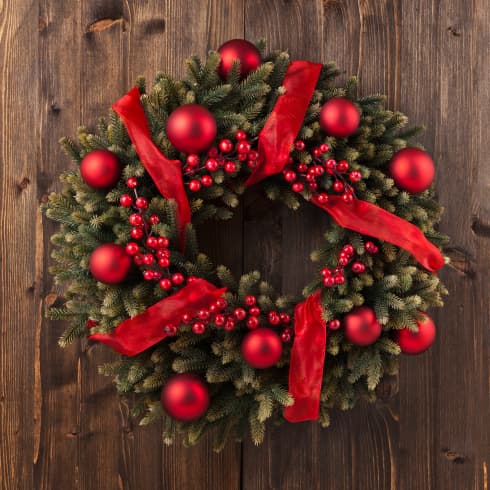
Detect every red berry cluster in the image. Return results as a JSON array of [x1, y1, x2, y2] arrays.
[[321, 241, 379, 289], [282, 140, 362, 203], [120, 177, 189, 287], [183, 129, 258, 192]]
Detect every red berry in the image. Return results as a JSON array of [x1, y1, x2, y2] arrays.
[[134, 254, 144, 266], [201, 175, 213, 187], [329, 319, 341, 330], [143, 270, 154, 280], [130, 227, 144, 240], [338, 256, 349, 266], [146, 236, 158, 249], [158, 257, 170, 268], [349, 170, 362, 182], [268, 311, 280, 325], [219, 139, 233, 153], [129, 213, 143, 226], [309, 182, 318, 191], [325, 159, 337, 172], [244, 295, 256, 306], [120, 194, 133, 207], [284, 170, 296, 183], [186, 154, 200, 167], [159, 278, 172, 290], [292, 181, 304, 193], [281, 330, 292, 342], [126, 177, 138, 188], [297, 163, 308, 173], [187, 275, 197, 283], [295, 140, 305, 151], [248, 150, 259, 161], [171, 273, 184, 285], [337, 160, 349, 173], [224, 319, 235, 331], [157, 237, 169, 248], [181, 313, 193, 323], [333, 180, 344, 193], [143, 253, 154, 265], [321, 268, 331, 277], [192, 322, 206, 334], [313, 165, 324, 176], [238, 153, 247, 162], [215, 298, 227, 310], [343, 244, 355, 256], [312, 148, 322, 157], [246, 316, 259, 329], [189, 179, 201, 192], [249, 306, 261, 316], [237, 141, 251, 154], [125, 242, 139, 256], [224, 161, 236, 173], [334, 274, 345, 285], [234, 308, 247, 321], [317, 193, 329, 204], [342, 192, 354, 203], [149, 214, 160, 225], [214, 314, 226, 326], [319, 143, 329, 153], [235, 130, 247, 141], [323, 276, 335, 287], [163, 324, 177, 336], [197, 309, 210, 321], [205, 158, 219, 171], [352, 261, 366, 273], [208, 147, 218, 158], [365, 241, 379, 254], [135, 197, 148, 209], [279, 313, 291, 324]]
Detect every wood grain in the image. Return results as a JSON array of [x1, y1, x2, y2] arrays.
[[0, 1, 488, 489]]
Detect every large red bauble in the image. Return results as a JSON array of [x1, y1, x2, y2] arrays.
[[80, 149, 121, 189], [89, 243, 132, 284], [388, 148, 435, 194], [396, 313, 436, 355], [241, 328, 283, 369], [161, 374, 210, 421], [217, 39, 261, 80], [319, 98, 360, 138], [166, 104, 217, 153], [344, 306, 382, 346]]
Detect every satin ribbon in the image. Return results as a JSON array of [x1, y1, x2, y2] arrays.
[[112, 87, 191, 245], [283, 291, 326, 422], [89, 278, 226, 356]]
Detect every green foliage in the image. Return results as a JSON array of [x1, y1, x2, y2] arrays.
[[43, 42, 448, 452]]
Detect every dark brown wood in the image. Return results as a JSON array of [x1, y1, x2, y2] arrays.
[[1, 1, 489, 489]]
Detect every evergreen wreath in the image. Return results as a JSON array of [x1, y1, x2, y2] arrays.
[[43, 39, 448, 450]]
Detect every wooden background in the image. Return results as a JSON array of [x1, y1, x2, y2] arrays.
[[1, 0, 489, 488]]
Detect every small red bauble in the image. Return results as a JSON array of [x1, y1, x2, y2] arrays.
[[217, 39, 261, 80], [241, 328, 283, 369], [166, 104, 217, 153], [320, 98, 360, 138], [161, 374, 209, 422], [89, 243, 132, 284], [396, 313, 436, 354], [80, 149, 121, 189], [343, 306, 382, 346], [388, 148, 435, 194], [119, 194, 133, 207]]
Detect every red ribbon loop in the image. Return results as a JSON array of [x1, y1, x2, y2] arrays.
[[284, 291, 326, 422], [89, 279, 226, 356], [112, 87, 191, 245]]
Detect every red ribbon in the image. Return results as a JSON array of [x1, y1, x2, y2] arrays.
[[89, 279, 226, 356], [283, 291, 326, 422], [112, 87, 191, 245]]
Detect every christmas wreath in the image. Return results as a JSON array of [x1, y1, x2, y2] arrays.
[[44, 39, 448, 450]]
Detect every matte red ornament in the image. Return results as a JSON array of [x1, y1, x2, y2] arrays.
[[241, 328, 283, 369], [343, 306, 381, 346], [166, 104, 217, 153], [319, 98, 360, 138], [396, 313, 436, 354], [217, 39, 261, 80], [388, 147, 435, 193], [89, 244, 132, 284], [161, 374, 209, 421], [80, 149, 121, 189]]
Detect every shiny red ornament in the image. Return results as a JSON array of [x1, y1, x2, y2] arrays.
[[161, 374, 209, 422], [388, 148, 435, 194], [344, 306, 381, 346], [89, 244, 132, 284], [320, 98, 360, 138], [217, 39, 261, 80], [166, 104, 217, 153], [80, 149, 121, 189], [241, 328, 283, 369], [396, 313, 436, 354]]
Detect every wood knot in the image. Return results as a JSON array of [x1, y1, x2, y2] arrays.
[[16, 177, 30, 192], [471, 216, 490, 238], [143, 18, 165, 35], [443, 449, 465, 464], [86, 18, 127, 34], [444, 247, 475, 277], [447, 26, 462, 37]]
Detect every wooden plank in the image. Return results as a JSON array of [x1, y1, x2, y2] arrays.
[[397, 1, 490, 489], [242, 1, 401, 489], [35, 1, 82, 489], [0, 1, 39, 489]]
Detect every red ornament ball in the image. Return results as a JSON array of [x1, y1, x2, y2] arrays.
[[217, 39, 261, 80], [241, 328, 283, 369], [166, 104, 217, 153], [344, 306, 382, 346], [89, 244, 132, 284], [320, 98, 360, 138], [80, 149, 121, 189], [161, 374, 209, 422], [396, 313, 436, 355], [388, 148, 435, 194]]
